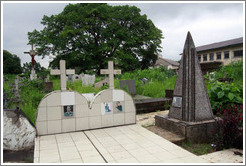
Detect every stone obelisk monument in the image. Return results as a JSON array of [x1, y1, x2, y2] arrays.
[[155, 32, 216, 143], [169, 32, 214, 121]]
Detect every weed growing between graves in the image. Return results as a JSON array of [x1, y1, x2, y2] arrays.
[[19, 79, 45, 124], [116, 67, 177, 98], [180, 140, 214, 156]]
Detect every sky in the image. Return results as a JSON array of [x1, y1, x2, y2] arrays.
[[2, 1, 244, 69]]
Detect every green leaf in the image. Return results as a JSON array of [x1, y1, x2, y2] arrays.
[[217, 91, 224, 99], [228, 93, 235, 101]]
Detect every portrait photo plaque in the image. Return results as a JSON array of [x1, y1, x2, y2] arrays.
[[64, 105, 74, 117]]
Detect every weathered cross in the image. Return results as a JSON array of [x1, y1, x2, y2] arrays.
[[50, 60, 75, 91], [24, 44, 36, 69], [100, 61, 121, 89]]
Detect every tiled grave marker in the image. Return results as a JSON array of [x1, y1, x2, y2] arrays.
[[100, 61, 121, 89], [50, 60, 75, 91], [36, 60, 136, 136]]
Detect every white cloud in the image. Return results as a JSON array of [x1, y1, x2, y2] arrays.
[[2, 2, 244, 68]]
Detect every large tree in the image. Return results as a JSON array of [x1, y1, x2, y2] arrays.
[[28, 3, 163, 73], [3, 50, 22, 74]]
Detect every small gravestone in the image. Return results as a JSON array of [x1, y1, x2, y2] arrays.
[[165, 89, 173, 99], [67, 74, 73, 82], [94, 77, 109, 89], [44, 75, 53, 93], [155, 32, 216, 143], [81, 74, 95, 86], [141, 78, 149, 84], [3, 108, 36, 150], [71, 74, 81, 81], [120, 80, 136, 95]]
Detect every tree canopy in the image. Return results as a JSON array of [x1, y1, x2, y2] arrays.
[[3, 50, 22, 74], [28, 3, 163, 73]]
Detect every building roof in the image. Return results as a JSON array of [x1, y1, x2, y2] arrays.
[[155, 57, 179, 66], [196, 37, 243, 52]]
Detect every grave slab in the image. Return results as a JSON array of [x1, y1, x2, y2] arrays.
[[34, 124, 209, 163]]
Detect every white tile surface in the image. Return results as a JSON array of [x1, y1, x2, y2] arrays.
[[101, 114, 114, 127], [76, 104, 89, 117], [36, 121, 47, 135], [76, 117, 89, 130], [37, 107, 47, 121], [113, 90, 124, 101], [124, 100, 135, 113], [113, 114, 125, 125], [35, 125, 209, 164], [100, 90, 113, 102], [90, 103, 102, 116], [61, 91, 75, 105], [75, 92, 88, 105], [125, 112, 136, 124], [47, 106, 62, 120], [62, 119, 76, 132], [47, 93, 61, 106], [39, 98, 47, 107], [47, 120, 62, 134], [89, 116, 102, 129]]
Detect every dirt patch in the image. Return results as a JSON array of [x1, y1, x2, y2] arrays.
[[136, 110, 168, 126], [136, 110, 185, 144]]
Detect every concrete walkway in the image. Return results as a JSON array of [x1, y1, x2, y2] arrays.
[[34, 124, 208, 163]]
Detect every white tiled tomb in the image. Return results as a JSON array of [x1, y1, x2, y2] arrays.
[[36, 89, 136, 136]]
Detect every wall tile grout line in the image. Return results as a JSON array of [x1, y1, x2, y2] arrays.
[[83, 131, 108, 163]]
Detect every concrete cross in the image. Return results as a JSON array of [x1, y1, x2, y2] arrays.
[[100, 61, 121, 89], [24, 44, 36, 69], [50, 60, 75, 91]]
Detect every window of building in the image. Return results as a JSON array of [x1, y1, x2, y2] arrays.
[[224, 51, 230, 59], [209, 53, 214, 61], [203, 54, 207, 61], [198, 55, 201, 62], [234, 50, 243, 58], [216, 52, 221, 60]]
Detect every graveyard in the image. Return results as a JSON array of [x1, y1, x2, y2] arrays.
[[2, 3, 244, 164], [3, 32, 243, 163]]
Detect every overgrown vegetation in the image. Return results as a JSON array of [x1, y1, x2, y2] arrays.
[[181, 140, 214, 156], [212, 104, 243, 150], [206, 60, 243, 114], [116, 66, 176, 98]]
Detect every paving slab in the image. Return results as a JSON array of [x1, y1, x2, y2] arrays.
[[34, 124, 209, 163]]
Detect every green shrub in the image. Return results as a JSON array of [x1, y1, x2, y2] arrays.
[[207, 81, 243, 114], [213, 60, 243, 87]]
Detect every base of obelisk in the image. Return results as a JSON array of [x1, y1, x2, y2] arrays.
[[155, 114, 219, 143]]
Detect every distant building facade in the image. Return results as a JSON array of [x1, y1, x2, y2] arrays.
[[154, 55, 179, 70], [197, 37, 243, 66]]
